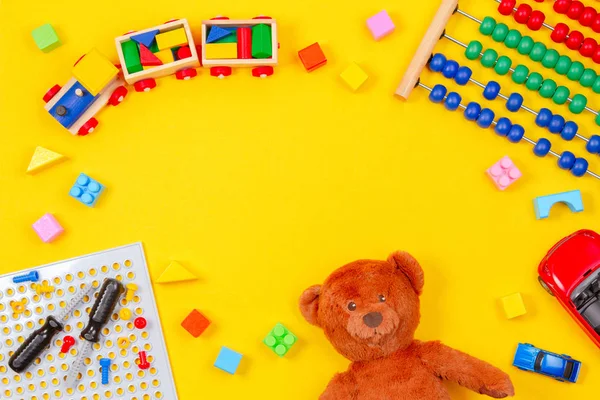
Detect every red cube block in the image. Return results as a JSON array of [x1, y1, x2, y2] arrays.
[[298, 43, 327, 72], [181, 309, 211, 338]]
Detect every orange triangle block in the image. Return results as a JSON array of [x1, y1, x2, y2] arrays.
[[139, 44, 163, 67], [155, 261, 198, 284]]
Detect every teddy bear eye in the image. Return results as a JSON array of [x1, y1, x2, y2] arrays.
[[347, 302, 357, 311], [378, 295, 386, 302]]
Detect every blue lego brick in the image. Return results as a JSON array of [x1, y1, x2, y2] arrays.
[[49, 82, 98, 129], [214, 346, 242, 374], [131, 30, 159, 48], [534, 190, 583, 219], [69, 173, 105, 207], [207, 26, 235, 43]]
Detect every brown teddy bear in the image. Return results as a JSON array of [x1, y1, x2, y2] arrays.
[[299, 251, 515, 399]]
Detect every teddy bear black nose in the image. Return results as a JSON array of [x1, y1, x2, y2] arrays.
[[363, 312, 383, 328]]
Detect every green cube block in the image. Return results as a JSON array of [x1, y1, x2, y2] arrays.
[[252, 24, 272, 59], [32, 24, 62, 53], [121, 40, 142, 74], [263, 323, 297, 356]]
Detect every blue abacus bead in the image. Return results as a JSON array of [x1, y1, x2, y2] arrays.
[[429, 84, 447, 103], [506, 93, 524, 112], [571, 158, 589, 177], [477, 108, 495, 128], [558, 151, 576, 170], [560, 121, 578, 141], [455, 66, 472, 85], [464, 102, 482, 121], [549, 115, 566, 134], [429, 53, 447, 72], [483, 81, 501, 100], [535, 108, 553, 128], [444, 92, 461, 111], [586, 135, 600, 154], [494, 117, 512, 136], [533, 138, 552, 157], [442, 60, 459, 79], [507, 124, 525, 143]]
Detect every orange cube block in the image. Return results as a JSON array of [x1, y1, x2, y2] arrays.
[[298, 42, 327, 72], [181, 309, 211, 338]]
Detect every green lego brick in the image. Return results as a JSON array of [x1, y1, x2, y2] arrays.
[[121, 40, 143, 74], [251, 24, 272, 59], [32, 24, 62, 53], [263, 323, 297, 356], [214, 28, 238, 43]]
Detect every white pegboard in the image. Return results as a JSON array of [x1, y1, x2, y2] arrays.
[[0, 243, 178, 400]]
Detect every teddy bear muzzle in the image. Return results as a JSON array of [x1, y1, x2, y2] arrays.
[[363, 312, 383, 328]]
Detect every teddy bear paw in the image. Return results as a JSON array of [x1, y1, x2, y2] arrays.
[[479, 377, 515, 398]]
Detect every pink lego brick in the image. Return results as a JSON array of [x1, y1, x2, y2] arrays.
[[32, 213, 64, 243], [486, 156, 522, 190], [366, 10, 396, 41]]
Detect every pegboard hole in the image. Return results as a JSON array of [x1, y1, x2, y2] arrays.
[[127, 272, 135, 279], [88, 268, 97, 276], [124, 259, 132, 267], [101, 265, 109, 273], [112, 263, 120, 271], [65, 274, 73, 282]]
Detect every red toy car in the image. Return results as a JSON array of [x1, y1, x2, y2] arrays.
[[538, 229, 600, 348]]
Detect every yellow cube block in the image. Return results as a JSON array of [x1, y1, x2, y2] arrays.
[[72, 49, 118, 96], [156, 28, 188, 50], [501, 293, 526, 319], [204, 43, 238, 59], [340, 63, 368, 92], [155, 49, 174, 64]]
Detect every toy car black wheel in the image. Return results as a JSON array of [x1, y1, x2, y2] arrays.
[[538, 277, 555, 296]]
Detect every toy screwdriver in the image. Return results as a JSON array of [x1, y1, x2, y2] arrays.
[[65, 278, 123, 386], [8, 284, 94, 373]]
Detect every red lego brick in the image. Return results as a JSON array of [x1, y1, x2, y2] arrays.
[[181, 309, 211, 338], [298, 42, 327, 72]]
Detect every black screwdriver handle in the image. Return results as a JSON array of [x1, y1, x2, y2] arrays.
[[81, 278, 123, 343], [8, 316, 63, 373]]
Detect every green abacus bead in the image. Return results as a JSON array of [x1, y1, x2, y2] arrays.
[[592, 76, 600, 94], [541, 49, 559, 69], [465, 41, 483, 60], [529, 42, 547, 62], [580, 69, 597, 88], [555, 56, 572, 75], [569, 94, 588, 114], [525, 72, 543, 91], [492, 23, 509, 42], [494, 56, 512, 75], [517, 36, 535, 55], [567, 61, 584, 81], [504, 30, 522, 49], [481, 49, 498, 68], [480, 17, 497, 36], [552, 86, 570, 105], [539, 79, 557, 98], [512, 65, 530, 84]]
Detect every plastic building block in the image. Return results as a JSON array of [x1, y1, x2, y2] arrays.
[[119, 308, 132, 320], [486, 156, 522, 190], [49, 82, 97, 128], [207, 26, 234, 43], [26, 146, 65, 174], [252, 24, 272, 59], [10, 299, 27, 316], [131, 30, 159, 48], [32, 213, 64, 243], [31, 24, 62, 53], [33, 281, 55, 295], [12, 271, 39, 283], [298, 43, 327, 72], [263, 323, 297, 356], [501, 293, 527, 319], [72, 49, 118, 96], [134, 317, 147, 330], [366, 10, 396, 40], [181, 309, 211, 338], [60, 336, 75, 353], [154, 49, 174, 64], [534, 190, 583, 219], [125, 283, 138, 302], [69, 173, 105, 207], [340, 63, 369, 91], [214, 346, 242, 374], [121, 40, 143, 74], [100, 358, 111, 385], [139, 44, 163, 66], [156, 28, 188, 50], [155, 261, 197, 283], [117, 337, 130, 349], [204, 43, 238, 59], [137, 351, 150, 370]]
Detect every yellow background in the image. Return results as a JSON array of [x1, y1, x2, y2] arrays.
[[1, 0, 599, 398]]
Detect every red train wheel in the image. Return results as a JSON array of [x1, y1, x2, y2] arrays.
[[253, 16, 272, 19], [133, 78, 157, 92], [252, 66, 274, 78], [164, 19, 179, 23], [175, 68, 198, 80], [211, 16, 230, 20], [73, 54, 86, 67], [78, 118, 98, 136], [210, 66, 232, 79], [43, 85, 62, 103], [108, 86, 128, 106]]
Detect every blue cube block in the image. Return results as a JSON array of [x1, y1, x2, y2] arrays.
[[214, 346, 242, 374], [69, 173, 105, 207]]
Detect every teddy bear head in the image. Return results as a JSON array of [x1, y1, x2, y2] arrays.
[[299, 251, 424, 362]]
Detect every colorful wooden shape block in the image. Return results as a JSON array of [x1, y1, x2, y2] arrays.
[[251, 24, 272, 59], [207, 26, 234, 43], [48, 82, 97, 128], [263, 323, 297, 357], [181, 309, 211, 338], [32, 24, 62, 53], [215, 29, 238, 43], [139, 44, 163, 67], [72, 49, 118, 96], [486, 156, 522, 190], [121, 40, 143, 74], [130, 30, 159, 48], [154, 49, 174, 64], [69, 173, 105, 207], [366, 10, 396, 40], [26, 146, 65, 174], [156, 28, 188, 50], [534, 190, 584, 219], [340, 63, 369, 91], [32, 213, 64, 243], [204, 43, 238, 59], [214, 346, 242, 374], [155, 261, 197, 283], [298, 43, 327, 72], [500, 293, 527, 319]]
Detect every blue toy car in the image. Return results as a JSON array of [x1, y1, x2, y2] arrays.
[[513, 343, 581, 383]]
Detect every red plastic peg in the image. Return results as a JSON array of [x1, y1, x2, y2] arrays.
[[61, 336, 75, 353], [134, 317, 147, 330], [137, 351, 150, 370]]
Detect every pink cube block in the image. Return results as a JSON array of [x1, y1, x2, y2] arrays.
[[486, 156, 522, 190], [366, 10, 395, 40], [32, 213, 64, 243]]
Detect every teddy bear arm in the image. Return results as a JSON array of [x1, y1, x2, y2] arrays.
[[417, 341, 515, 398], [320, 371, 358, 400]]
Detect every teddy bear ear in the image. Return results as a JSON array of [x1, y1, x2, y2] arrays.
[[387, 251, 424, 295], [299, 285, 321, 326]]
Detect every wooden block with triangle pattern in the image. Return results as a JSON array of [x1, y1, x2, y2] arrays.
[[155, 261, 198, 283], [26, 146, 66, 174]]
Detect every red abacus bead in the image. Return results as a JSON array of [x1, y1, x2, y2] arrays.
[[554, 0, 571, 14], [580, 38, 598, 58], [566, 30, 584, 50], [579, 7, 597, 27], [527, 10, 546, 30], [498, 0, 516, 16], [551, 23, 570, 43], [593, 46, 600, 63], [592, 14, 600, 33], [567, 1, 585, 20], [514, 3, 532, 24]]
